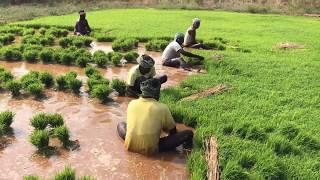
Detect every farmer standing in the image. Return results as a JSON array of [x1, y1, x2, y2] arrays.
[[126, 54, 167, 98], [162, 33, 204, 70], [74, 10, 92, 36], [184, 18, 211, 49], [117, 78, 193, 154]]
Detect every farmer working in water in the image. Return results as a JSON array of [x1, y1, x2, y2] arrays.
[[74, 10, 92, 36], [183, 18, 211, 49], [162, 33, 204, 70], [126, 54, 167, 98], [118, 78, 193, 154]]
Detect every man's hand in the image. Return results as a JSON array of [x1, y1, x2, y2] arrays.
[[169, 126, 177, 136]]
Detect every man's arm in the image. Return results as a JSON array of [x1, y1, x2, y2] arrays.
[[179, 49, 204, 60]]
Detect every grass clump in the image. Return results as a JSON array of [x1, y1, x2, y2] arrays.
[[20, 71, 41, 88], [112, 38, 138, 52], [1, 47, 23, 61], [61, 52, 75, 65], [0, 111, 14, 128], [56, 75, 68, 90], [59, 37, 72, 48], [238, 152, 256, 169], [54, 166, 76, 180], [23, 175, 40, 180], [0, 69, 14, 87], [6, 80, 22, 96], [269, 136, 299, 156], [281, 124, 300, 140], [31, 113, 49, 130], [109, 52, 122, 66], [76, 56, 89, 68], [23, 50, 39, 63], [39, 48, 54, 63], [47, 113, 64, 128], [222, 161, 249, 180], [203, 40, 226, 50], [145, 39, 169, 52], [93, 50, 108, 68], [296, 134, 320, 151], [56, 72, 82, 94], [85, 66, 100, 77], [30, 130, 49, 150], [26, 82, 44, 98], [111, 79, 126, 96], [124, 51, 139, 63], [39, 72, 54, 88], [54, 125, 70, 146], [68, 78, 82, 94], [91, 84, 112, 102]]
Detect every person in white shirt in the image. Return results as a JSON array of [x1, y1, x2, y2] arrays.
[[162, 33, 204, 70]]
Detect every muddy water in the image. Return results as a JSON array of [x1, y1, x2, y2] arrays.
[[0, 43, 195, 179]]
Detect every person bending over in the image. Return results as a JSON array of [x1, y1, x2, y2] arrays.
[[184, 18, 211, 49], [117, 78, 193, 154], [126, 54, 167, 98], [162, 33, 204, 70], [74, 10, 92, 36]]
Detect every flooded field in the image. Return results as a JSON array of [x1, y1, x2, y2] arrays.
[[0, 43, 195, 179]]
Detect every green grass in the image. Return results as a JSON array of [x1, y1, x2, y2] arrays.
[[14, 9, 320, 179]]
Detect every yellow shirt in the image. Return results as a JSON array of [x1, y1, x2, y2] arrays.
[[125, 97, 176, 154], [127, 65, 156, 86]]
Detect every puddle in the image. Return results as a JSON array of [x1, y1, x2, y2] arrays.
[[0, 43, 195, 179]]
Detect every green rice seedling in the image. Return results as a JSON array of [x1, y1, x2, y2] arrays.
[[47, 113, 64, 128], [93, 50, 108, 68], [268, 136, 299, 156], [75, 49, 92, 59], [0, 70, 14, 85], [111, 79, 126, 96], [145, 39, 169, 52], [23, 175, 40, 180], [124, 51, 139, 63], [0, 111, 14, 128], [222, 125, 233, 135], [65, 71, 77, 80], [59, 37, 72, 48], [111, 52, 122, 66], [54, 125, 70, 146], [87, 75, 109, 93], [95, 33, 115, 42], [76, 56, 89, 68], [61, 52, 75, 65], [20, 71, 41, 88], [39, 27, 47, 35], [80, 176, 95, 180], [204, 40, 226, 50], [91, 84, 112, 102], [82, 37, 93, 47], [45, 35, 55, 46], [258, 159, 287, 180], [27, 82, 44, 98], [68, 78, 82, 94], [238, 152, 256, 169], [39, 72, 54, 88], [1, 48, 22, 61], [6, 80, 22, 96], [235, 123, 251, 139], [246, 126, 267, 142], [281, 124, 299, 140], [0, 34, 15, 45], [23, 50, 39, 63], [221, 161, 249, 180], [54, 166, 76, 180], [21, 44, 43, 52], [31, 113, 48, 130], [39, 48, 54, 63], [112, 38, 138, 52], [72, 39, 84, 48], [56, 75, 68, 90], [22, 29, 35, 36], [85, 66, 100, 77], [295, 134, 320, 150], [30, 130, 49, 150]]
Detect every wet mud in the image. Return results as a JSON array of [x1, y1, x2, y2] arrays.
[[0, 43, 195, 179]]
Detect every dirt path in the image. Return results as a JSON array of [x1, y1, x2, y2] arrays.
[[0, 43, 194, 179]]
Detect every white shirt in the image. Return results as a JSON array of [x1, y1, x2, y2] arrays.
[[162, 41, 182, 61]]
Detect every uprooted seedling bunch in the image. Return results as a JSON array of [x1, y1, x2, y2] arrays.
[[85, 66, 127, 102], [203, 37, 228, 50], [56, 71, 82, 94], [112, 38, 138, 52], [145, 38, 171, 52], [0, 111, 15, 136], [23, 165, 95, 180], [29, 112, 71, 150]]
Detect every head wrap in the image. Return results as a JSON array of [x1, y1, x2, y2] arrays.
[[140, 78, 161, 99], [175, 33, 184, 41], [193, 18, 201, 25], [79, 10, 86, 16], [137, 54, 155, 69]]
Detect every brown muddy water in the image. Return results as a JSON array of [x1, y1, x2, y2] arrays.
[[0, 43, 197, 179]]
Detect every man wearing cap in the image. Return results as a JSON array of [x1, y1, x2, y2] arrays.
[[74, 10, 92, 36], [126, 54, 167, 98], [162, 33, 204, 70], [117, 78, 193, 154], [184, 18, 211, 49]]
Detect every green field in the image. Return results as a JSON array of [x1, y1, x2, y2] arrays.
[[15, 9, 320, 179]]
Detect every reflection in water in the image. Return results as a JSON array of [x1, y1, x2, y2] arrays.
[[0, 43, 195, 179]]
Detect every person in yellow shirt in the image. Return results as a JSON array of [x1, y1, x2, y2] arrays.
[[118, 78, 193, 154], [126, 54, 167, 98]]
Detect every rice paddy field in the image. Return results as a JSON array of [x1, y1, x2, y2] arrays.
[[1, 8, 320, 179]]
